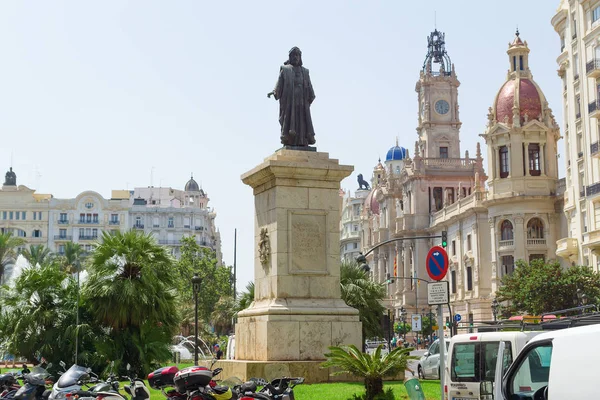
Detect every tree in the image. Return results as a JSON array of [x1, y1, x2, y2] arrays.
[[21, 245, 53, 267], [340, 261, 386, 341], [0, 260, 78, 364], [236, 281, 255, 313], [82, 230, 180, 374], [394, 322, 410, 336], [0, 232, 26, 283], [322, 345, 417, 400], [211, 296, 236, 336], [59, 242, 86, 273], [496, 259, 600, 315]]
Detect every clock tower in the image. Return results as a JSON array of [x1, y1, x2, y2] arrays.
[[415, 29, 462, 159]]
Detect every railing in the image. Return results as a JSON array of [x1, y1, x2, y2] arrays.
[[58, 220, 69, 225], [588, 100, 600, 113], [153, 224, 160, 228], [195, 226, 204, 231], [167, 224, 174, 228], [158, 239, 212, 246], [527, 239, 546, 246], [184, 225, 191, 229], [592, 142, 599, 156], [109, 220, 120, 225], [587, 59, 600, 74], [79, 235, 98, 240], [133, 224, 144, 229], [587, 182, 600, 197], [78, 220, 99, 224], [54, 235, 72, 240], [429, 71, 452, 77], [422, 158, 477, 168], [498, 239, 514, 248]]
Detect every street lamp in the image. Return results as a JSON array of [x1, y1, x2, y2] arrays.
[[399, 306, 407, 342], [491, 298, 499, 323], [191, 273, 202, 365]]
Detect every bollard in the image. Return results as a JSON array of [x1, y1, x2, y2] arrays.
[[404, 376, 426, 400]]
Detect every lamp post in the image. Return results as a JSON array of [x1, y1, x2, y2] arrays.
[[399, 306, 407, 342], [191, 273, 202, 365], [491, 298, 499, 324]]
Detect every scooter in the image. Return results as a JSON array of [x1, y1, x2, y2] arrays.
[[235, 377, 304, 400], [48, 362, 102, 400], [13, 365, 54, 400], [94, 365, 149, 400], [0, 372, 21, 400]]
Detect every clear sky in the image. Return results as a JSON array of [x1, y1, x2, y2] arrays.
[[0, 1, 562, 290]]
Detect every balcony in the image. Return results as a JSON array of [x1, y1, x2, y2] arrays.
[[184, 225, 191, 229], [167, 224, 174, 229], [54, 235, 73, 241], [79, 235, 98, 241], [589, 100, 600, 118], [556, 238, 579, 262], [58, 220, 69, 225], [592, 142, 600, 158], [109, 220, 120, 225], [133, 224, 145, 229], [159, 240, 181, 245], [584, 229, 600, 254], [587, 182, 600, 198], [498, 239, 514, 250], [527, 238, 547, 247], [78, 220, 99, 225], [195, 226, 204, 231], [153, 224, 160, 228], [587, 59, 600, 79]]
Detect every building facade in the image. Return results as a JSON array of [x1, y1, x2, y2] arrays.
[[0, 171, 223, 281], [552, 0, 600, 269], [340, 189, 369, 262], [362, 30, 565, 322]]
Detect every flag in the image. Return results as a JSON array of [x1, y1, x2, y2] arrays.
[[393, 252, 398, 277]]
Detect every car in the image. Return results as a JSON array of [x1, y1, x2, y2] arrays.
[[365, 340, 389, 357], [417, 338, 449, 380]]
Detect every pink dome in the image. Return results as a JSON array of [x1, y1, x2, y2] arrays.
[[364, 188, 380, 215], [495, 78, 542, 125]]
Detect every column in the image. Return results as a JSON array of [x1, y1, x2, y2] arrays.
[[524, 142, 530, 176], [395, 243, 403, 300], [540, 143, 546, 176], [373, 249, 380, 283], [403, 242, 411, 295], [489, 217, 499, 293], [494, 146, 500, 180], [514, 215, 526, 261], [507, 144, 512, 178]]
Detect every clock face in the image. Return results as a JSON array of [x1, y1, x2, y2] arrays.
[[435, 100, 450, 115]]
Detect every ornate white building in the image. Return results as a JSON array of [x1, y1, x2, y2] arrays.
[[362, 29, 566, 322], [340, 189, 369, 262], [552, 0, 600, 268], [0, 170, 223, 281]]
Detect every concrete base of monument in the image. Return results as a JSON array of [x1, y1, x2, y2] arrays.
[[206, 360, 406, 384]]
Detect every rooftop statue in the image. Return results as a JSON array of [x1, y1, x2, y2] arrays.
[[4, 167, 16, 186]]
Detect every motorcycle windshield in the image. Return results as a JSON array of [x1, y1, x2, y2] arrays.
[[26, 368, 49, 386], [57, 366, 89, 388]]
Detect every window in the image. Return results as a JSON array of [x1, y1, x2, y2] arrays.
[[452, 240, 456, 256], [433, 187, 443, 211], [353, 243, 358, 249], [92, 229, 98, 238], [135, 216, 142, 227], [2, 211, 5, 220], [60, 213, 67, 222], [111, 214, 118, 222], [508, 344, 552, 397], [527, 218, 544, 239], [451, 270, 457, 294], [529, 254, 545, 262], [32, 230, 41, 238], [528, 144, 541, 176], [519, 55, 523, 71], [466, 266, 473, 291], [512, 56, 516, 71], [79, 228, 84, 238], [594, 6, 600, 23], [38, 212, 42, 220], [446, 188, 455, 204], [21, 212, 25, 220], [15, 212, 19, 220], [502, 255, 515, 276], [451, 341, 513, 383], [59, 229, 67, 238], [86, 214, 92, 223], [499, 146, 509, 178], [501, 220, 514, 240], [92, 214, 99, 223], [58, 244, 65, 254], [80, 213, 85, 223], [467, 234, 472, 251], [440, 147, 448, 158], [9, 212, 13, 220]]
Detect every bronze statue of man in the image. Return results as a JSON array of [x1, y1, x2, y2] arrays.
[[268, 47, 316, 147]]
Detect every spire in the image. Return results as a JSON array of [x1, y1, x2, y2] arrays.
[[507, 30, 530, 76]]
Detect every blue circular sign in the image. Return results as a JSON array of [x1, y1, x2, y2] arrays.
[[426, 246, 449, 281], [454, 314, 462, 322]]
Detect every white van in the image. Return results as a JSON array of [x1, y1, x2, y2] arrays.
[[445, 331, 540, 400], [495, 324, 600, 399]]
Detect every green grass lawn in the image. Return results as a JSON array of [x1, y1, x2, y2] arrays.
[[145, 379, 441, 400]]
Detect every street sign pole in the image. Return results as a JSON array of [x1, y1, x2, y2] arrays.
[[438, 305, 445, 400]]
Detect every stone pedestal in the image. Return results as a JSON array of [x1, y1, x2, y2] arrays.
[[236, 149, 362, 364]]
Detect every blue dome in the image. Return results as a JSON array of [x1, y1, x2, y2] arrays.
[[385, 146, 408, 161]]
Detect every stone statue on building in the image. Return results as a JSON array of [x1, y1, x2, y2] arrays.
[[4, 167, 16, 186], [268, 47, 316, 147], [357, 174, 370, 190]]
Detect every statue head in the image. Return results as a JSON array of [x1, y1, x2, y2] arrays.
[[287, 47, 303, 67]]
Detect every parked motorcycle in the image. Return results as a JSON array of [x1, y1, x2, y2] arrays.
[[236, 377, 304, 400], [0, 372, 21, 400], [13, 365, 54, 400], [94, 365, 149, 400], [48, 362, 101, 400], [173, 362, 240, 400]]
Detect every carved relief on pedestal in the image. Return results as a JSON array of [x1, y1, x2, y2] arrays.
[[258, 227, 271, 271]]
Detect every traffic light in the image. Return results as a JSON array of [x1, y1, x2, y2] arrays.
[[441, 231, 448, 248], [386, 273, 395, 284]]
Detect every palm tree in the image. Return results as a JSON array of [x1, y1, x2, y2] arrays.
[[0, 232, 26, 283], [21, 244, 53, 267], [340, 261, 386, 341], [60, 242, 85, 273], [322, 344, 417, 400], [82, 230, 180, 374], [211, 296, 236, 336], [236, 281, 255, 312]]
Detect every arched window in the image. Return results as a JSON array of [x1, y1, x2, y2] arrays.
[[501, 220, 514, 240], [527, 218, 544, 239]]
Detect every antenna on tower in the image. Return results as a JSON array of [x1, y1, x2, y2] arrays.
[[434, 11, 437, 29], [150, 166, 155, 187]]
